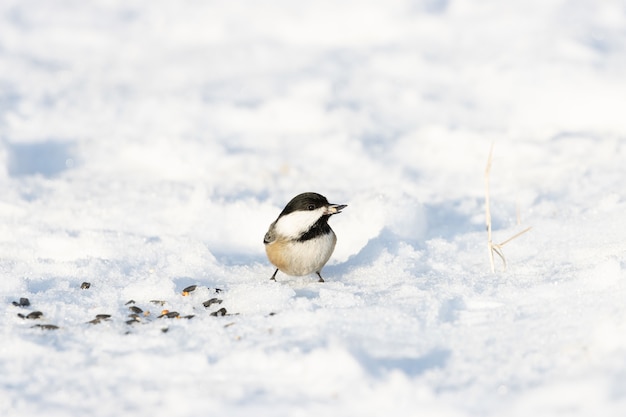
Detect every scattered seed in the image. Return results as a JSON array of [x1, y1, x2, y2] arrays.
[[125, 300, 135, 305], [80, 282, 91, 289], [17, 313, 25, 319], [126, 318, 140, 325], [32, 324, 59, 330], [268, 312, 277, 316], [127, 313, 141, 319], [26, 311, 43, 320], [150, 300, 166, 306], [88, 314, 113, 324], [12, 297, 31, 307], [158, 311, 180, 318], [128, 306, 143, 314], [182, 285, 197, 296], [182, 315, 195, 319], [224, 322, 236, 328], [161, 327, 169, 333], [202, 298, 223, 308], [210, 308, 227, 317]]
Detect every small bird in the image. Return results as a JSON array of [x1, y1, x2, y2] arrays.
[[264, 192, 347, 282]]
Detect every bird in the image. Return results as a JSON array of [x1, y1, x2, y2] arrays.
[[263, 192, 347, 282]]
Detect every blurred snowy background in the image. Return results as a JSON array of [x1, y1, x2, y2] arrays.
[[1, 0, 626, 416]]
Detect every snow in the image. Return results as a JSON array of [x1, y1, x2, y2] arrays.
[[1, 0, 626, 415]]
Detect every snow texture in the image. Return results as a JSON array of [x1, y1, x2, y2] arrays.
[[1, 0, 626, 416]]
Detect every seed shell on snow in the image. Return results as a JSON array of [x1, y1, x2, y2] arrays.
[[12, 298, 31, 307], [24, 311, 44, 319], [158, 311, 180, 319], [182, 285, 197, 296], [150, 300, 166, 306], [80, 282, 91, 289], [87, 316, 111, 325], [32, 324, 59, 330], [202, 298, 223, 308], [210, 308, 227, 317], [128, 305, 143, 314]]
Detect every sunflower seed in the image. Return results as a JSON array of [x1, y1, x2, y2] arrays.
[[210, 308, 227, 317], [32, 324, 59, 330], [128, 306, 143, 314], [182, 285, 197, 296], [202, 298, 223, 308], [12, 297, 30, 307], [26, 311, 43, 319], [158, 311, 180, 318]]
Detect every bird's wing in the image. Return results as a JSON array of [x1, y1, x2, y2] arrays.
[[263, 223, 276, 244]]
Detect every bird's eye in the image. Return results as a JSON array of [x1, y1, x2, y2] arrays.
[[307, 204, 315, 210]]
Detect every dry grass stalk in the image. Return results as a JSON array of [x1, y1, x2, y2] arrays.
[[485, 143, 532, 273]]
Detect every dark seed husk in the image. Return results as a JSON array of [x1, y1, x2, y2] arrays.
[[182, 285, 197, 294], [26, 311, 43, 319], [210, 308, 227, 317], [32, 324, 59, 330], [158, 311, 180, 318], [125, 300, 135, 305], [128, 306, 143, 314], [88, 314, 112, 324], [126, 318, 140, 325], [150, 300, 166, 306], [80, 282, 91, 289], [202, 298, 223, 308], [182, 315, 195, 319], [12, 297, 31, 307]]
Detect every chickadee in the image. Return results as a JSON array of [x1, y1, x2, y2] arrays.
[[264, 192, 347, 282]]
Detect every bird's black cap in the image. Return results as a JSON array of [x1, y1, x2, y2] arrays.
[[279, 192, 330, 217]]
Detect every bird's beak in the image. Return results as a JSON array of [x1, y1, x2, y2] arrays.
[[325, 204, 347, 215]]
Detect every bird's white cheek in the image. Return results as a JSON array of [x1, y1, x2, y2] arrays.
[[274, 209, 324, 239]]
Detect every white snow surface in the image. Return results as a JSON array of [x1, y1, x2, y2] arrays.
[[1, 0, 626, 416]]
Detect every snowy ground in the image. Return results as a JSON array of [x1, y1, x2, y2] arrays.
[[1, 0, 626, 416]]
